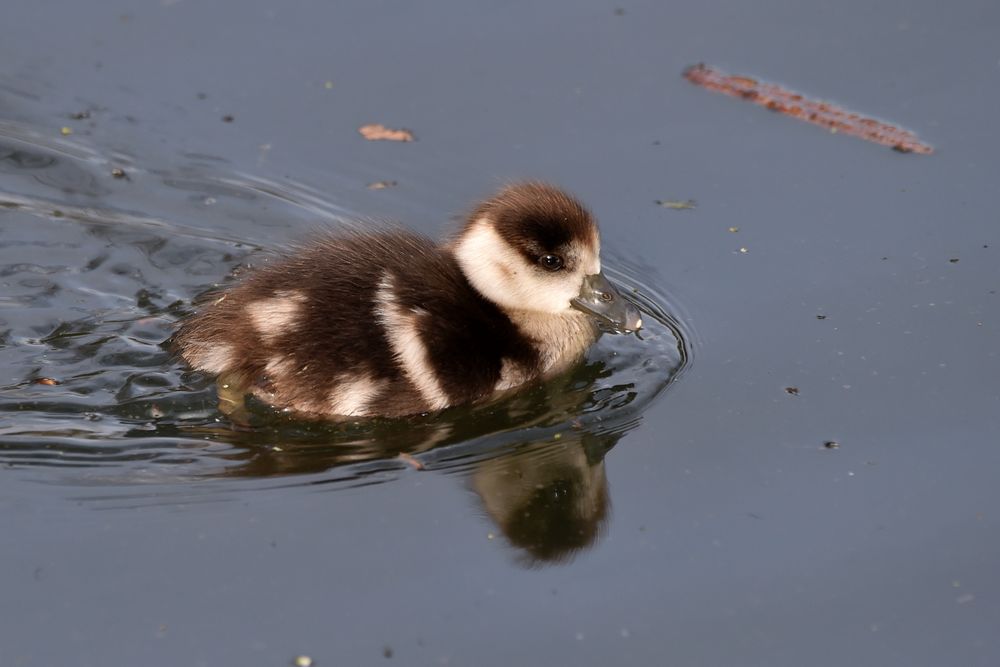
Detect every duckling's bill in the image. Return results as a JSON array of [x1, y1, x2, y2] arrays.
[[571, 272, 643, 334]]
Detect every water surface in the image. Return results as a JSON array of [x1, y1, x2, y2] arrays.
[[2, 1, 999, 666]]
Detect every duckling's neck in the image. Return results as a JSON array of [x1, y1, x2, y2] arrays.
[[504, 309, 599, 375]]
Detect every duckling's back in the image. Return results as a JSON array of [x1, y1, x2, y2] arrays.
[[174, 229, 541, 417]]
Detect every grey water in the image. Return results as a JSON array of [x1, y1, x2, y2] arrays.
[[2, 0, 999, 666]]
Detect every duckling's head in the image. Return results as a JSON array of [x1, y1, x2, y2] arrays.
[[453, 182, 641, 333]]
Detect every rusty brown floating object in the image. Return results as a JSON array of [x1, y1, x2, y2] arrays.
[[683, 64, 933, 155], [358, 124, 415, 142]]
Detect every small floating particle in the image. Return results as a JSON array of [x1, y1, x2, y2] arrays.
[[382, 645, 394, 659], [728, 226, 739, 233], [359, 124, 415, 142], [656, 199, 696, 210], [367, 180, 398, 190], [784, 386, 800, 396], [222, 114, 234, 123], [34, 377, 61, 386], [816, 314, 827, 320], [823, 441, 840, 450], [292, 656, 313, 667], [487, 532, 495, 540], [60, 126, 72, 136], [70, 110, 91, 120], [397, 452, 424, 470], [949, 258, 960, 263], [683, 63, 934, 155], [738, 247, 748, 254], [111, 167, 129, 180]]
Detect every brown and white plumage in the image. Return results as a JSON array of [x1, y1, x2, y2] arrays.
[[174, 182, 641, 418]]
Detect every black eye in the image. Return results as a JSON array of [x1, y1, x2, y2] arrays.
[[539, 254, 564, 271]]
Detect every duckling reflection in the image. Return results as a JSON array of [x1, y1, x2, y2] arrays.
[[472, 430, 617, 566]]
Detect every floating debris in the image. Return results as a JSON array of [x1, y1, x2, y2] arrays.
[[656, 199, 696, 210], [359, 124, 415, 142], [397, 452, 424, 471], [111, 167, 129, 180], [784, 386, 800, 396], [34, 377, 61, 386], [823, 440, 840, 450], [728, 226, 739, 233], [59, 126, 72, 136], [221, 114, 234, 123], [324, 81, 334, 89], [70, 110, 91, 120], [949, 258, 960, 263], [683, 64, 934, 155], [367, 180, 398, 190], [292, 656, 313, 667], [738, 247, 748, 254], [816, 314, 828, 320]]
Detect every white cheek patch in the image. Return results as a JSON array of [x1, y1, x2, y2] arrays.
[[580, 232, 601, 276], [328, 373, 384, 416], [454, 219, 580, 314], [374, 275, 451, 411], [247, 290, 307, 342], [585, 251, 601, 276], [189, 343, 234, 374]]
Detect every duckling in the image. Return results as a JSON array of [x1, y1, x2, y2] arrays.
[[174, 182, 641, 418]]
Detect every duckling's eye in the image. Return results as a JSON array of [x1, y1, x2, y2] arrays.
[[539, 254, 564, 271]]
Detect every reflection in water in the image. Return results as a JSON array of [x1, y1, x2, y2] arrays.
[[473, 431, 613, 566], [0, 117, 692, 566]]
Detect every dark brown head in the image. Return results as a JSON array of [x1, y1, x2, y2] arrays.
[[453, 182, 641, 332]]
